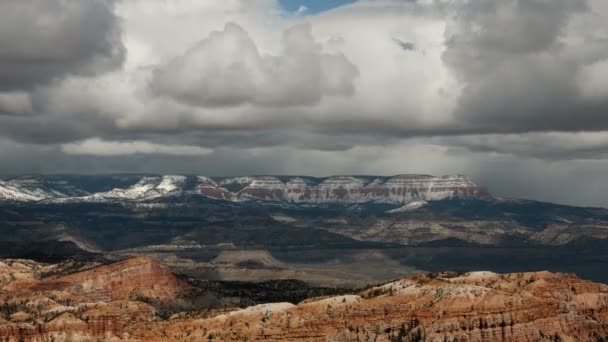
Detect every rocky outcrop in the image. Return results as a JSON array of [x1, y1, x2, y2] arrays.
[[3, 258, 607, 341], [142, 271, 608, 342], [0, 257, 187, 341], [28, 256, 190, 302]]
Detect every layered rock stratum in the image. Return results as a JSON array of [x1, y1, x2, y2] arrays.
[[0, 174, 490, 204], [0, 257, 606, 341], [0, 257, 188, 341]]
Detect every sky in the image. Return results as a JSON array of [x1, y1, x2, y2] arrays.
[[0, 0, 608, 207], [279, 0, 358, 14]]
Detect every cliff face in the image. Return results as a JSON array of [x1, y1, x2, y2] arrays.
[[0, 257, 187, 341], [227, 175, 489, 204], [1, 174, 491, 204], [29, 256, 189, 303], [1, 257, 607, 342], [144, 271, 608, 342]]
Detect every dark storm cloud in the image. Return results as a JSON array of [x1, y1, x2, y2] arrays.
[[444, 0, 587, 79], [443, 0, 608, 133], [0, 114, 117, 144], [0, 0, 125, 91], [435, 133, 608, 161]]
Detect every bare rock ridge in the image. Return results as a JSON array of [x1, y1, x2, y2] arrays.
[[0, 174, 491, 204], [1, 257, 607, 341], [29, 256, 190, 303], [142, 271, 608, 342], [0, 257, 189, 341]]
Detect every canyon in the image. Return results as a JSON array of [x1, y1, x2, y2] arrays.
[[0, 257, 606, 341], [1, 174, 608, 288], [1, 171, 608, 340]]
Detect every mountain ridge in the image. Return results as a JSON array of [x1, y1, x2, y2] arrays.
[[0, 174, 491, 204]]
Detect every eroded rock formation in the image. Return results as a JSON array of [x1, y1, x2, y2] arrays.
[[0, 257, 187, 341], [0, 257, 607, 341], [139, 270, 608, 341]]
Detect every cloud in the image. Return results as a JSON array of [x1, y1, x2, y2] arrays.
[[436, 132, 608, 160], [1, 0, 608, 207], [578, 59, 608, 102], [443, 0, 587, 79], [61, 138, 214, 156], [443, 0, 608, 133], [0, 92, 33, 115], [392, 38, 415, 51], [0, 0, 125, 91], [151, 22, 359, 107]]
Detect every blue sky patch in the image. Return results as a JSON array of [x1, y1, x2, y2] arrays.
[[279, 0, 358, 14]]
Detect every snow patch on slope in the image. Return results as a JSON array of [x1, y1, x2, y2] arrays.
[[228, 303, 295, 317], [74, 176, 186, 202], [0, 181, 45, 201], [387, 201, 427, 213]]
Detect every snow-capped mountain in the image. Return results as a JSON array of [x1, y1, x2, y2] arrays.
[[0, 174, 490, 204], [80, 176, 188, 202], [0, 177, 89, 202], [0, 181, 47, 201]]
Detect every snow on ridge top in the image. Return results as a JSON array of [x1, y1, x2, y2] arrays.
[[219, 176, 254, 185], [0, 174, 488, 203], [0, 179, 81, 202], [196, 176, 217, 185], [156, 175, 187, 193], [217, 174, 477, 186], [390, 174, 436, 179], [110, 175, 188, 197], [286, 177, 307, 185], [385, 174, 478, 187], [439, 175, 476, 183], [320, 176, 365, 185], [244, 176, 285, 189], [250, 176, 283, 182], [74, 176, 171, 201], [0, 181, 45, 201], [227, 302, 295, 317]]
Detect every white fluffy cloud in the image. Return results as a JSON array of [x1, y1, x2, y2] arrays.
[[62, 138, 213, 156], [151, 22, 358, 107]]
